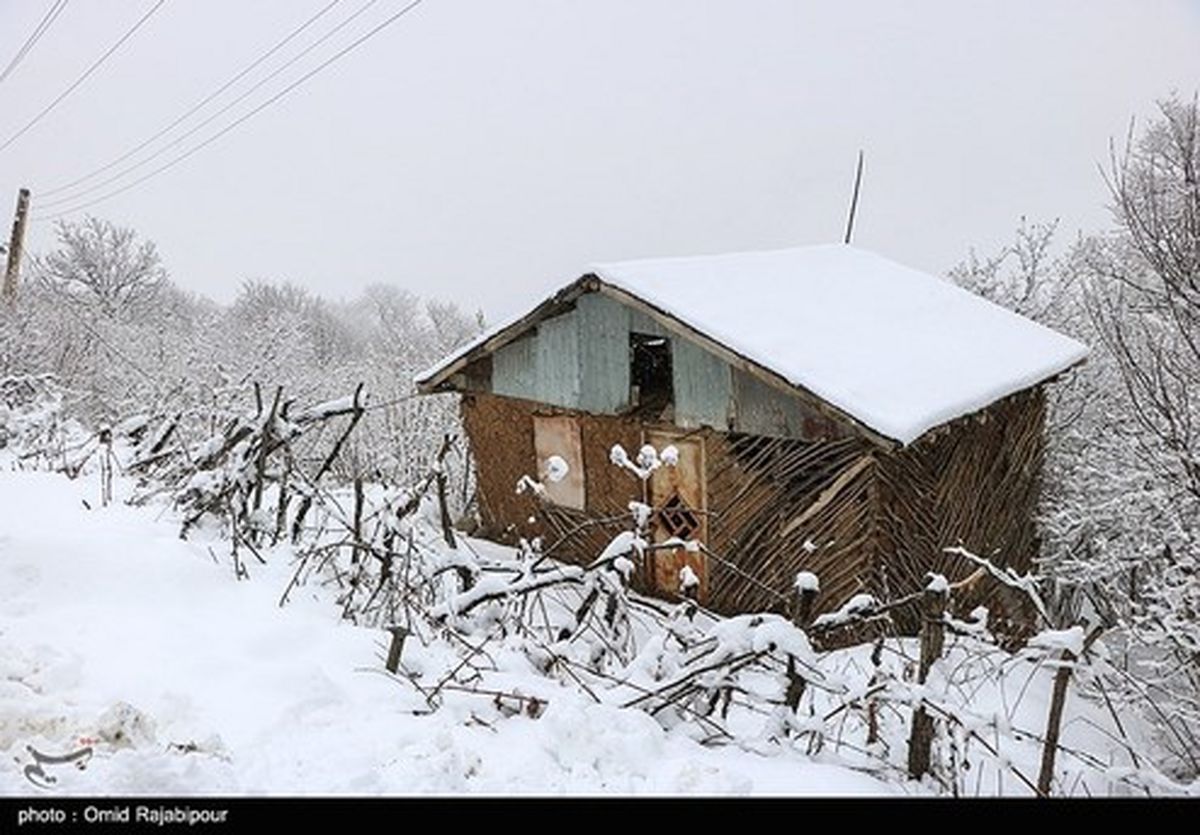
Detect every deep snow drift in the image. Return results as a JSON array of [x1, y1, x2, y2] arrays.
[[0, 470, 895, 796]]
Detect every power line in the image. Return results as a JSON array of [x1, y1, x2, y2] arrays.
[[0, 0, 167, 155], [38, 0, 343, 199], [33, 0, 425, 222], [36, 0, 380, 211], [0, 0, 70, 86]]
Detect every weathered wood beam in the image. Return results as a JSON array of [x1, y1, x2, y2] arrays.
[[779, 453, 874, 540]]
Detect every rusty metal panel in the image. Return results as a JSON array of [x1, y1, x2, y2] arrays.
[[731, 368, 843, 440], [731, 368, 790, 437], [533, 415, 586, 510], [646, 430, 708, 602]]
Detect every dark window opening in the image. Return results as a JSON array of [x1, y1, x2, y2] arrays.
[[630, 333, 673, 418], [658, 492, 700, 540]]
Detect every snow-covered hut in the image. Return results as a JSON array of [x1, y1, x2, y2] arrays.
[[416, 245, 1087, 624]]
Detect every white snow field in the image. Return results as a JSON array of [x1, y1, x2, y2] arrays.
[[0, 470, 896, 796]]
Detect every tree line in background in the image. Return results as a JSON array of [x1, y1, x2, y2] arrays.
[[0, 214, 483, 498]]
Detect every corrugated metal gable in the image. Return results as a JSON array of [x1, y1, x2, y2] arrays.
[[576, 293, 631, 414], [673, 337, 731, 430]]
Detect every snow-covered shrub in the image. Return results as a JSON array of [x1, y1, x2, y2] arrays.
[[0, 373, 91, 469]]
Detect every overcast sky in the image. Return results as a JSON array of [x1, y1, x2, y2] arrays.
[[1, 1, 1197, 322]]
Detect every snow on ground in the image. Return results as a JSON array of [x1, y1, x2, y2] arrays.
[[0, 469, 897, 796]]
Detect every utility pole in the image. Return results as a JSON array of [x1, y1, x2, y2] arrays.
[[3, 187, 31, 305], [843, 150, 864, 245]]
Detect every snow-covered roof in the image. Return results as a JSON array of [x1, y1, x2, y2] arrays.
[[418, 244, 1088, 446]]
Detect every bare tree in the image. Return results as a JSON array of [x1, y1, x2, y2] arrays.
[[1079, 94, 1200, 776], [32, 216, 167, 320], [1088, 95, 1200, 498]]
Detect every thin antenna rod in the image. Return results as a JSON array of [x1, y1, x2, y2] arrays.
[[843, 149, 864, 244]]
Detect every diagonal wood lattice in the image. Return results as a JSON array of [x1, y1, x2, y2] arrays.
[[461, 387, 1046, 639]]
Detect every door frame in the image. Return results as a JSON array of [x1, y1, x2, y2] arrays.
[[642, 426, 708, 601]]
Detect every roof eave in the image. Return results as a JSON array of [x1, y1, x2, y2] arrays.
[[901, 352, 1089, 447], [416, 271, 1087, 452], [414, 275, 598, 393]]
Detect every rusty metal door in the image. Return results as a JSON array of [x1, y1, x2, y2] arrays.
[[533, 415, 585, 510], [645, 430, 708, 602]]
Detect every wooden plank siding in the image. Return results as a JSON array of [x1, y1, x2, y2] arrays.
[[533, 312, 581, 407]]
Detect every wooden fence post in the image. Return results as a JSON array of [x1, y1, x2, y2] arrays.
[[98, 426, 113, 507], [385, 626, 410, 674], [785, 572, 820, 715], [1036, 625, 1102, 796], [792, 572, 820, 629], [907, 574, 948, 780], [352, 476, 364, 565], [435, 433, 457, 551], [867, 636, 884, 745]]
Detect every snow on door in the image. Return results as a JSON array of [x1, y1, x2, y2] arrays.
[[646, 430, 708, 602], [532, 415, 585, 510]]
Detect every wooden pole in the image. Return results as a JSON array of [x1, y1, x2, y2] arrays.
[[3, 187, 31, 305], [784, 573, 819, 719], [99, 427, 113, 507], [866, 636, 884, 745], [843, 151, 864, 245], [791, 572, 820, 629], [435, 433, 457, 550], [385, 626, 409, 673], [1036, 648, 1074, 797], [352, 475, 364, 565], [907, 575, 948, 780], [1036, 625, 1102, 796]]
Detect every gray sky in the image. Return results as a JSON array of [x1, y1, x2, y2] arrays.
[[2, 0, 1197, 322]]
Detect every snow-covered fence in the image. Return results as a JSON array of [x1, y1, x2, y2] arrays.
[[2, 379, 472, 590], [253, 437, 1187, 796], [27, 381, 1186, 796]]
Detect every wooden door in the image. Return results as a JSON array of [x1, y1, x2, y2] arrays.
[[646, 430, 708, 602]]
